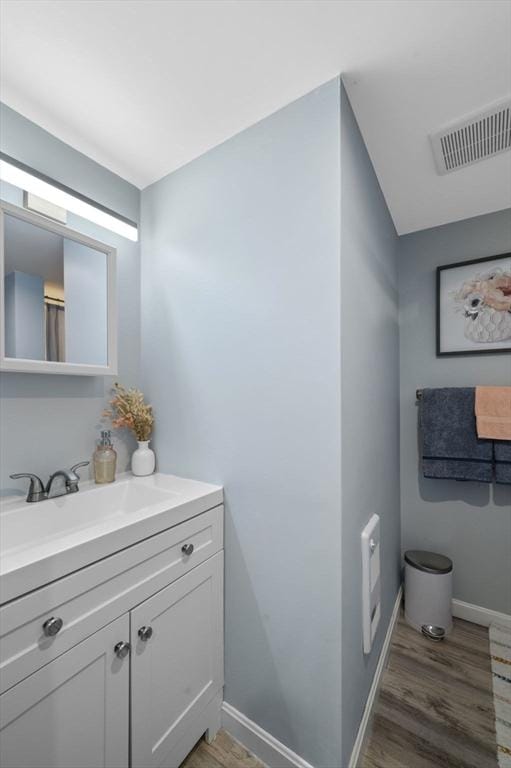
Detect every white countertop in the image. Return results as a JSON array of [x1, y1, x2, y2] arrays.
[[0, 472, 223, 604]]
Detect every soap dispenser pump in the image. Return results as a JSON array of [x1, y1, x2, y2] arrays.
[[94, 430, 117, 484]]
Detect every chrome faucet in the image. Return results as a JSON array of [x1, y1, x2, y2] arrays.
[[46, 463, 90, 497], [8, 473, 47, 503], [10, 461, 90, 503]]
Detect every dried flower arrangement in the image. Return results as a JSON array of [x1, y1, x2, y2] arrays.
[[103, 383, 154, 442]]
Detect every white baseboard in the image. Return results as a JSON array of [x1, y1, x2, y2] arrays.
[[348, 586, 403, 768], [221, 702, 314, 768], [222, 595, 509, 768], [222, 587, 403, 768], [452, 598, 511, 627]]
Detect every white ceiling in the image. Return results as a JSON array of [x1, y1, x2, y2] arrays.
[[1, 0, 510, 234]]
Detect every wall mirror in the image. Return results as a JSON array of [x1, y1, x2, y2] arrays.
[[0, 201, 117, 375]]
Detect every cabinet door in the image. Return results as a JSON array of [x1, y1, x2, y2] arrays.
[[131, 552, 223, 768], [0, 614, 129, 768]]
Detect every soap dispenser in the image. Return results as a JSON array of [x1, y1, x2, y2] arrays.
[[94, 430, 117, 484]]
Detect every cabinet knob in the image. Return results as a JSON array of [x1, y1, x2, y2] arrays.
[[43, 617, 63, 637], [181, 543, 194, 556], [114, 641, 131, 659], [138, 625, 153, 642]]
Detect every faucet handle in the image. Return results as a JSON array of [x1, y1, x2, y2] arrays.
[[69, 461, 90, 478], [9, 473, 46, 503], [66, 461, 90, 493]]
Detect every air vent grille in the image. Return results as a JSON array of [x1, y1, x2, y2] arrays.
[[430, 99, 511, 174]]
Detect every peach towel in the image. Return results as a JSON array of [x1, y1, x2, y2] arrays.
[[475, 386, 511, 440]]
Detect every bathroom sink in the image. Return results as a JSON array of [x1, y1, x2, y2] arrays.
[[0, 473, 223, 604], [2, 482, 174, 554]]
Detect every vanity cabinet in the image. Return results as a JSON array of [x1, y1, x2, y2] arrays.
[[131, 553, 223, 768], [0, 505, 224, 768], [0, 615, 130, 768]]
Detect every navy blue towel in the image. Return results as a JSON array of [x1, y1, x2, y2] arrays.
[[420, 388, 493, 482], [495, 441, 511, 484]]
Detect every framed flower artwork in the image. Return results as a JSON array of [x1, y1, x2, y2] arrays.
[[436, 252, 511, 356]]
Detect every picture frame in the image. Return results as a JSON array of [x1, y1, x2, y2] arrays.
[[436, 252, 511, 357]]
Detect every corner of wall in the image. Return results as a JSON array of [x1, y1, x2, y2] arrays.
[[339, 77, 401, 766]]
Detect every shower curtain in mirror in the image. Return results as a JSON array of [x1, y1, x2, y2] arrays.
[[45, 303, 65, 362]]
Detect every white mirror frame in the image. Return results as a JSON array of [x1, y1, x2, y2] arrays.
[[0, 200, 117, 376]]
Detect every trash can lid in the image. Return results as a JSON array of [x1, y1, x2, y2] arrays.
[[404, 550, 452, 574]]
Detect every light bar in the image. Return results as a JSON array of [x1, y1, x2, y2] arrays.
[[0, 153, 138, 242]]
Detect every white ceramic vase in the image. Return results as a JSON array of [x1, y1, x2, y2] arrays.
[[131, 440, 155, 476]]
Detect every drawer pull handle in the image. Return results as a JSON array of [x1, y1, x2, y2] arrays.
[[181, 543, 194, 556], [138, 626, 153, 642], [43, 617, 63, 637], [114, 641, 131, 659]]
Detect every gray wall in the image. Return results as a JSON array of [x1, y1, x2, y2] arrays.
[[0, 103, 141, 492], [141, 81, 343, 767], [340, 84, 401, 766], [399, 209, 511, 614], [4, 270, 45, 360], [63, 240, 108, 366]]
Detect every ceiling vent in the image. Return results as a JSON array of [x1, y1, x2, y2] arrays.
[[430, 98, 511, 175]]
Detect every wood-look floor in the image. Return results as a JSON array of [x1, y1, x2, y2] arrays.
[[180, 615, 497, 768], [180, 729, 265, 768], [361, 615, 498, 768]]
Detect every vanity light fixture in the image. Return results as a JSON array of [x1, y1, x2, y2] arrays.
[[0, 152, 138, 241]]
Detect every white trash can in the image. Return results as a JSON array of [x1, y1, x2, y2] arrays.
[[404, 550, 453, 637]]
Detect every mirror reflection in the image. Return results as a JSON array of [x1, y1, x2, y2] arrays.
[[4, 213, 108, 366]]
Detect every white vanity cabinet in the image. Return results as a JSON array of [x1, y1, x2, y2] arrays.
[[131, 553, 223, 768], [0, 503, 224, 768], [0, 615, 130, 768]]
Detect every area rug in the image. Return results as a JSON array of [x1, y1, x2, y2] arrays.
[[490, 621, 511, 768]]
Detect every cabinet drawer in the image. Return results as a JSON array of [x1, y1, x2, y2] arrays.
[[0, 505, 223, 694]]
